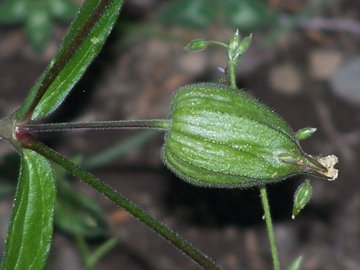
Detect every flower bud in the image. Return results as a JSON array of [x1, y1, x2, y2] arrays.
[[292, 180, 312, 219], [238, 33, 252, 55], [227, 30, 252, 63], [185, 39, 209, 52], [228, 30, 241, 62], [162, 83, 337, 188], [295, 127, 317, 140]]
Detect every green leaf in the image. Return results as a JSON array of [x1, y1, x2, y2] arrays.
[[16, 0, 124, 121], [0, 0, 26, 24], [159, 0, 214, 28], [1, 149, 56, 270]]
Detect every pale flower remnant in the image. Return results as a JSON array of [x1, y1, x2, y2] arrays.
[[317, 155, 339, 181]]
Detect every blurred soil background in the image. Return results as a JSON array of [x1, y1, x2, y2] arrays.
[[1, 0, 360, 269]]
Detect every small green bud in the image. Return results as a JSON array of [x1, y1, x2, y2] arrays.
[[228, 30, 241, 62], [295, 127, 317, 140], [238, 33, 252, 55], [162, 83, 338, 188], [227, 30, 252, 63], [292, 180, 312, 219], [185, 39, 209, 52]]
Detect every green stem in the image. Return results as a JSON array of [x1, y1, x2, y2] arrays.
[[23, 139, 220, 270], [225, 32, 280, 270], [228, 60, 237, 89], [22, 119, 171, 133], [208, 40, 228, 48], [86, 237, 119, 269], [259, 186, 280, 270], [74, 235, 92, 269]]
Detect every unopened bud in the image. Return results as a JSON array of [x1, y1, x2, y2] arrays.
[[185, 39, 209, 52], [228, 30, 252, 62], [292, 180, 312, 219], [238, 33, 252, 54], [295, 127, 317, 140]]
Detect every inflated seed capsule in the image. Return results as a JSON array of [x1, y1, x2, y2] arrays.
[[162, 83, 338, 188]]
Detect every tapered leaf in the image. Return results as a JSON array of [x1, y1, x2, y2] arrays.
[[16, 0, 124, 121], [1, 149, 56, 270], [288, 256, 302, 270]]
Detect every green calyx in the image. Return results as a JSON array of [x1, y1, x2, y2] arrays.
[[162, 83, 337, 188]]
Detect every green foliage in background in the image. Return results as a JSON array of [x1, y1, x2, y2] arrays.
[[0, 0, 79, 50], [159, 0, 276, 31], [53, 158, 108, 238]]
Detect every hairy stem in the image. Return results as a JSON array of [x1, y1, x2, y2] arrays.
[[228, 61, 237, 89], [23, 139, 220, 270], [22, 119, 171, 133], [260, 186, 280, 270]]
